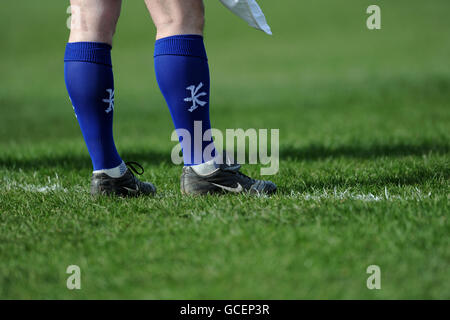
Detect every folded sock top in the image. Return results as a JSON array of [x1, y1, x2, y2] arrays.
[[64, 42, 112, 66], [154, 34, 207, 60]]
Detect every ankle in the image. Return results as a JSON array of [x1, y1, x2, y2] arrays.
[[93, 161, 127, 178]]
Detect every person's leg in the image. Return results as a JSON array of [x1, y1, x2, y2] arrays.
[[145, 0, 215, 166], [145, 0, 205, 40], [65, 0, 155, 196], [145, 0, 276, 195], [68, 0, 121, 45], [65, 0, 124, 175]]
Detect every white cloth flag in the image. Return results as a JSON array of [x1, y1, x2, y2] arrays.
[[218, 0, 272, 35]]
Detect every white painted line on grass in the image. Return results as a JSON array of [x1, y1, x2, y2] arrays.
[[3, 176, 68, 193], [288, 187, 432, 202]]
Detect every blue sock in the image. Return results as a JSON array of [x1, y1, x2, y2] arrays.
[[154, 35, 215, 165], [64, 42, 123, 171]]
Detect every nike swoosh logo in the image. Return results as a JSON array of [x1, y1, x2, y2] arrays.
[[123, 185, 139, 194], [211, 182, 243, 193]]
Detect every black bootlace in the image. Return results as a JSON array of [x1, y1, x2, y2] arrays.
[[235, 170, 255, 184], [125, 161, 145, 175]]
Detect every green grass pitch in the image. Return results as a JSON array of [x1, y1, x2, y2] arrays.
[[0, 0, 449, 299]]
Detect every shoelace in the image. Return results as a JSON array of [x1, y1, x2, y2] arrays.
[[221, 157, 256, 184], [234, 169, 256, 184], [125, 161, 145, 176]]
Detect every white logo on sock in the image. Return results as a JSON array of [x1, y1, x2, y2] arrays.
[[184, 82, 207, 112], [103, 89, 115, 113]]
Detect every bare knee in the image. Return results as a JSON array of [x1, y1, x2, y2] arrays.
[[145, 0, 205, 39], [68, 0, 122, 45]]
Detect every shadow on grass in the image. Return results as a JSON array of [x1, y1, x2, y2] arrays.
[[276, 167, 447, 195], [280, 141, 449, 161], [0, 150, 173, 171], [0, 141, 448, 172], [276, 141, 449, 193]]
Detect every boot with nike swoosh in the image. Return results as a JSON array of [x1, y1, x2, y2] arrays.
[[180, 161, 277, 196], [90, 162, 156, 197]]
